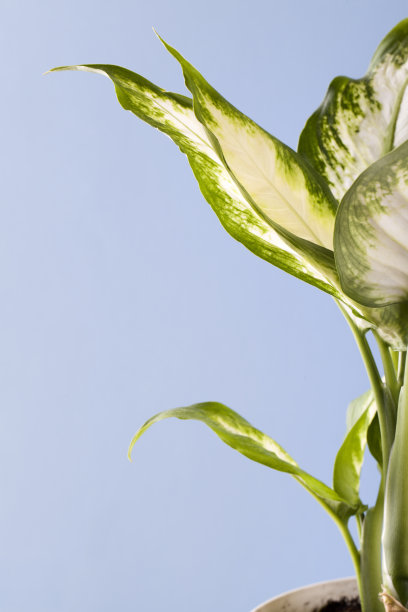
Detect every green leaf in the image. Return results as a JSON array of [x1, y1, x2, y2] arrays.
[[345, 388, 382, 466], [49, 64, 342, 298], [129, 401, 355, 513], [367, 413, 383, 467], [333, 390, 377, 507], [156, 38, 340, 266], [299, 18, 408, 202], [334, 140, 408, 308], [346, 389, 374, 431]]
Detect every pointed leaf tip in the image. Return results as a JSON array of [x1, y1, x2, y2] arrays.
[[126, 401, 359, 515], [56, 59, 342, 296]]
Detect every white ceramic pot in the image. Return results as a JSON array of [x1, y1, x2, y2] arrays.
[[252, 577, 358, 612]]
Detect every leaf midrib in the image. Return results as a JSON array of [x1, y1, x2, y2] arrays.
[[216, 128, 326, 248]]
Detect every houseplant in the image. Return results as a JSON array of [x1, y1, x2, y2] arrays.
[[50, 18, 408, 611]]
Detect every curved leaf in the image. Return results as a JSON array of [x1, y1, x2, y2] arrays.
[[333, 390, 376, 507], [334, 140, 408, 308], [346, 388, 382, 466], [299, 18, 408, 201], [50, 64, 342, 297], [367, 413, 383, 467], [156, 38, 338, 255], [129, 401, 355, 513], [345, 389, 374, 431]]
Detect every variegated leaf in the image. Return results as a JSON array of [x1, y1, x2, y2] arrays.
[[335, 140, 408, 308], [128, 401, 356, 516], [157, 38, 338, 254], [299, 18, 408, 201], [49, 64, 341, 297]]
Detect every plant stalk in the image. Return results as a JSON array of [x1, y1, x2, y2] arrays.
[[336, 518, 363, 599], [339, 309, 393, 472], [382, 356, 408, 606], [374, 332, 399, 408], [360, 478, 385, 612], [398, 352, 407, 385]]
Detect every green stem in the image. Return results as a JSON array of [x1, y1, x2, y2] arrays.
[[337, 518, 363, 597], [295, 478, 362, 598], [398, 352, 407, 385], [374, 332, 399, 408], [356, 513, 363, 543], [382, 356, 408, 606], [391, 349, 399, 373], [360, 478, 386, 612], [338, 307, 392, 471]]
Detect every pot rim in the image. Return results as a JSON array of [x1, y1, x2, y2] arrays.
[[252, 576, 358, 612]]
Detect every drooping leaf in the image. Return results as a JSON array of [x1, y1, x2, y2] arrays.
[[50, 64, 342, 297], [333, 390, 377, 507], [156, 38, 339, 257], [128, 401, 356, 514], [334, 140, 408, 308], [299, 18, 408, 201]]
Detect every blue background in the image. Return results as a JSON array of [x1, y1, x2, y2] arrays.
[[1, 1, 406, 610]]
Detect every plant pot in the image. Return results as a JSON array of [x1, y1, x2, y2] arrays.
[[252, 577, 359, 611]]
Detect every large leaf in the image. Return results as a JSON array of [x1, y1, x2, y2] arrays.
[[128, 401, 356, 515], [152, 39, 408, 345], [50, 64, 342, 297], [333, 390, 377, 507], [299, 18, 408, 202], [156, 38, 338, 256], [334, 140, 408, 308]]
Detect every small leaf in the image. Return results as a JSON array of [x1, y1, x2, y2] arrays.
[[299, 18, 408, 201], [50, 64, 342, 298], [129, 401, 354, 512], [333, 391, 376, 507], [334, 140, 408, 308]]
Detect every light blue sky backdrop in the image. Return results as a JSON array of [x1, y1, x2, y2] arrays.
[[1, 1, 407, 610]]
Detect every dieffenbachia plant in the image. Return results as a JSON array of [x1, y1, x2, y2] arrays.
[[50, 18, 408, 612]]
